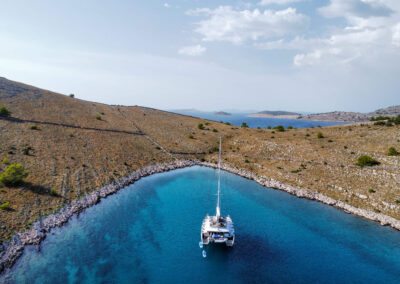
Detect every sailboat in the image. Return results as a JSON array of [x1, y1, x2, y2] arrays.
[[200, 137, 235, 247]]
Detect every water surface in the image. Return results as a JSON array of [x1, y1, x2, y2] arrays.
[[172, 111, 347, 129], [2, 166, 400, 283]]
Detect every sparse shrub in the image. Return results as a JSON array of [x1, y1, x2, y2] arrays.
[[387, 147, 399, 156], [368, 189, 376, 193], [209, 146, 219, 153], [2, 158, 9, 164], [224, 122, 231, 126], [395, 200, 400, 204], [22, 146, 33, 155], [205, 122, 210, 126], [69, 94, 75, 98], [273, 125, 285, 132], [0, 202, 11, 210], [244, 159, 249, 163], [344, 146, 348, 149], [188, 134, 194, 139], [200, 158, 205, 162], [267, 126, 271, 129], [30, 125, 38, 130], [317, 132, 324, 139], [198, 123, 204, 130], [385, 121, 393, 127], [355, 155, 380, 167], [374, 121, 385, 126], [394, 115, 400, 125], [212, 128, 218, 132], [95, 115, 102, 120], [277, 166, 282, 169], [241, 122, 249, 128], [0, 106, 11, 117], [50, 188, 58, 196], [350, 151, 355, 155], [271, 136, 275, 138], [305, 133, 310, 137], [257, 126, 261, 129], [328, 139, 333, 143], [287, 126, 293, 129], [155, 146, 161, 150], [101, 112, 105, 115], [0, 164, 29, 186]]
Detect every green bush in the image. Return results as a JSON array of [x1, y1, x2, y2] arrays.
[[2, 158, 9, 164], [0, 202, 11, 210], [387, 147, 399, 156], [188, 134, 194, 139], [95, 115, 102, 120], [198, 123, 204, 130], [355, 155, 380, 167], [212, 128, 218, 132], [273, 125, 285, 132], [224, 122, 231, 126], [0, 106, 11, 117], [30, 125, 38, 130], [244, 159, 249, 163], [241, 122, 249, 128], [0, 164, 29, 186], [317, 132, 324, 139], [395, 115, 400, 125], [374, 121, 385, 126], [50, 188, 58, 196], [209, 146, 219, 153], [267, 126, 271, 129], [287, 126, 293, 129], [69, 94, 75, 98], [368, 189, 376, 193]]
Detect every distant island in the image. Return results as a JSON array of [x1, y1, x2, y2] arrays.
[[248, 106, 400, 122], [248, 110, 300, 119], [214, 111, 231, 116], [298, 105, 400, 122]]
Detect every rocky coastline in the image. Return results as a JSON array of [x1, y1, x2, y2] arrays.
[[1, 159, 400, 274]]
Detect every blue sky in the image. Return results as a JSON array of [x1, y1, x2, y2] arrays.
[[1, 0, 399, 112]]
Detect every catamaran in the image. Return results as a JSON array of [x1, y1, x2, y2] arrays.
[[200, 137, 235, 249]]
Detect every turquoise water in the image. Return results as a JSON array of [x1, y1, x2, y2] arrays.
[[2, 166, 400, 283]]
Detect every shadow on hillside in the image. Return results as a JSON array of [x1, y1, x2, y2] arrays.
[[22, 183, 61, 197]]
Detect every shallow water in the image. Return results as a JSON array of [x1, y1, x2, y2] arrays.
[[2, 166, 400, 283], [173, 111, 347, 129]]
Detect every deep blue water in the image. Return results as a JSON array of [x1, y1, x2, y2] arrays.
[[2, 166, 400, 283], [173, 111, 347, 129]]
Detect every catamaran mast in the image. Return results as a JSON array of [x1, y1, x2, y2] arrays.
[[216, 137, 221, 218]]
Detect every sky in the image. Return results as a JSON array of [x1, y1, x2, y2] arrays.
[[0, 0, 400, 113]]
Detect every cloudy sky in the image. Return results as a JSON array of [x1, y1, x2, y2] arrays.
[[1, 0, 399, 112]]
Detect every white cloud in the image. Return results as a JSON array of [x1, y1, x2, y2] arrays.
[[164, 3, 170, 8], [393, 23, 400, 47], [187, 6, 309, 44], [258, 0, 303, 6], [178, 45, 207, 56]]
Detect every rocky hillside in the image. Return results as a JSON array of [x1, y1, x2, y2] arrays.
[[300, 105, 400, 122], [0, 77, 400, 242]]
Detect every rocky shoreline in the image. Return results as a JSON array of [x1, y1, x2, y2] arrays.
[[1, 159, 400, 274]]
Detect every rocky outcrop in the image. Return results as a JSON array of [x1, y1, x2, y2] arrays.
[[1, 159, 400, 274]]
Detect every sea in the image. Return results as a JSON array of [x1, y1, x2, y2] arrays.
[[171, 111, 348, 129], [2, 166, 400, 283]]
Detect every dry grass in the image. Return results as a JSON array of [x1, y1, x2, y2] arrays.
[[0, 78, 399, 241]]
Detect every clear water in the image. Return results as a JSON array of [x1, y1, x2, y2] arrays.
[[173, 111, 347, 129], [2, 166, 400, 283]]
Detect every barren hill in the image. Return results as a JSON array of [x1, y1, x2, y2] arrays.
[[1, 77, 400, 243]]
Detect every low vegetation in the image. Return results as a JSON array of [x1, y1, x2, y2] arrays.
[[0, 202, 11, 211], [0, 105, 11, 117], [387, 147, 399, 156], [273, 125, 285, 132], [241, 122, 249, 128], [317, 132, 324, 139], [0, 164, 29, 186], [355, 155, 380, 167], [30, 125, 38, 130], [95, 115, 102, 120], [198, 123, 204, 130]]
